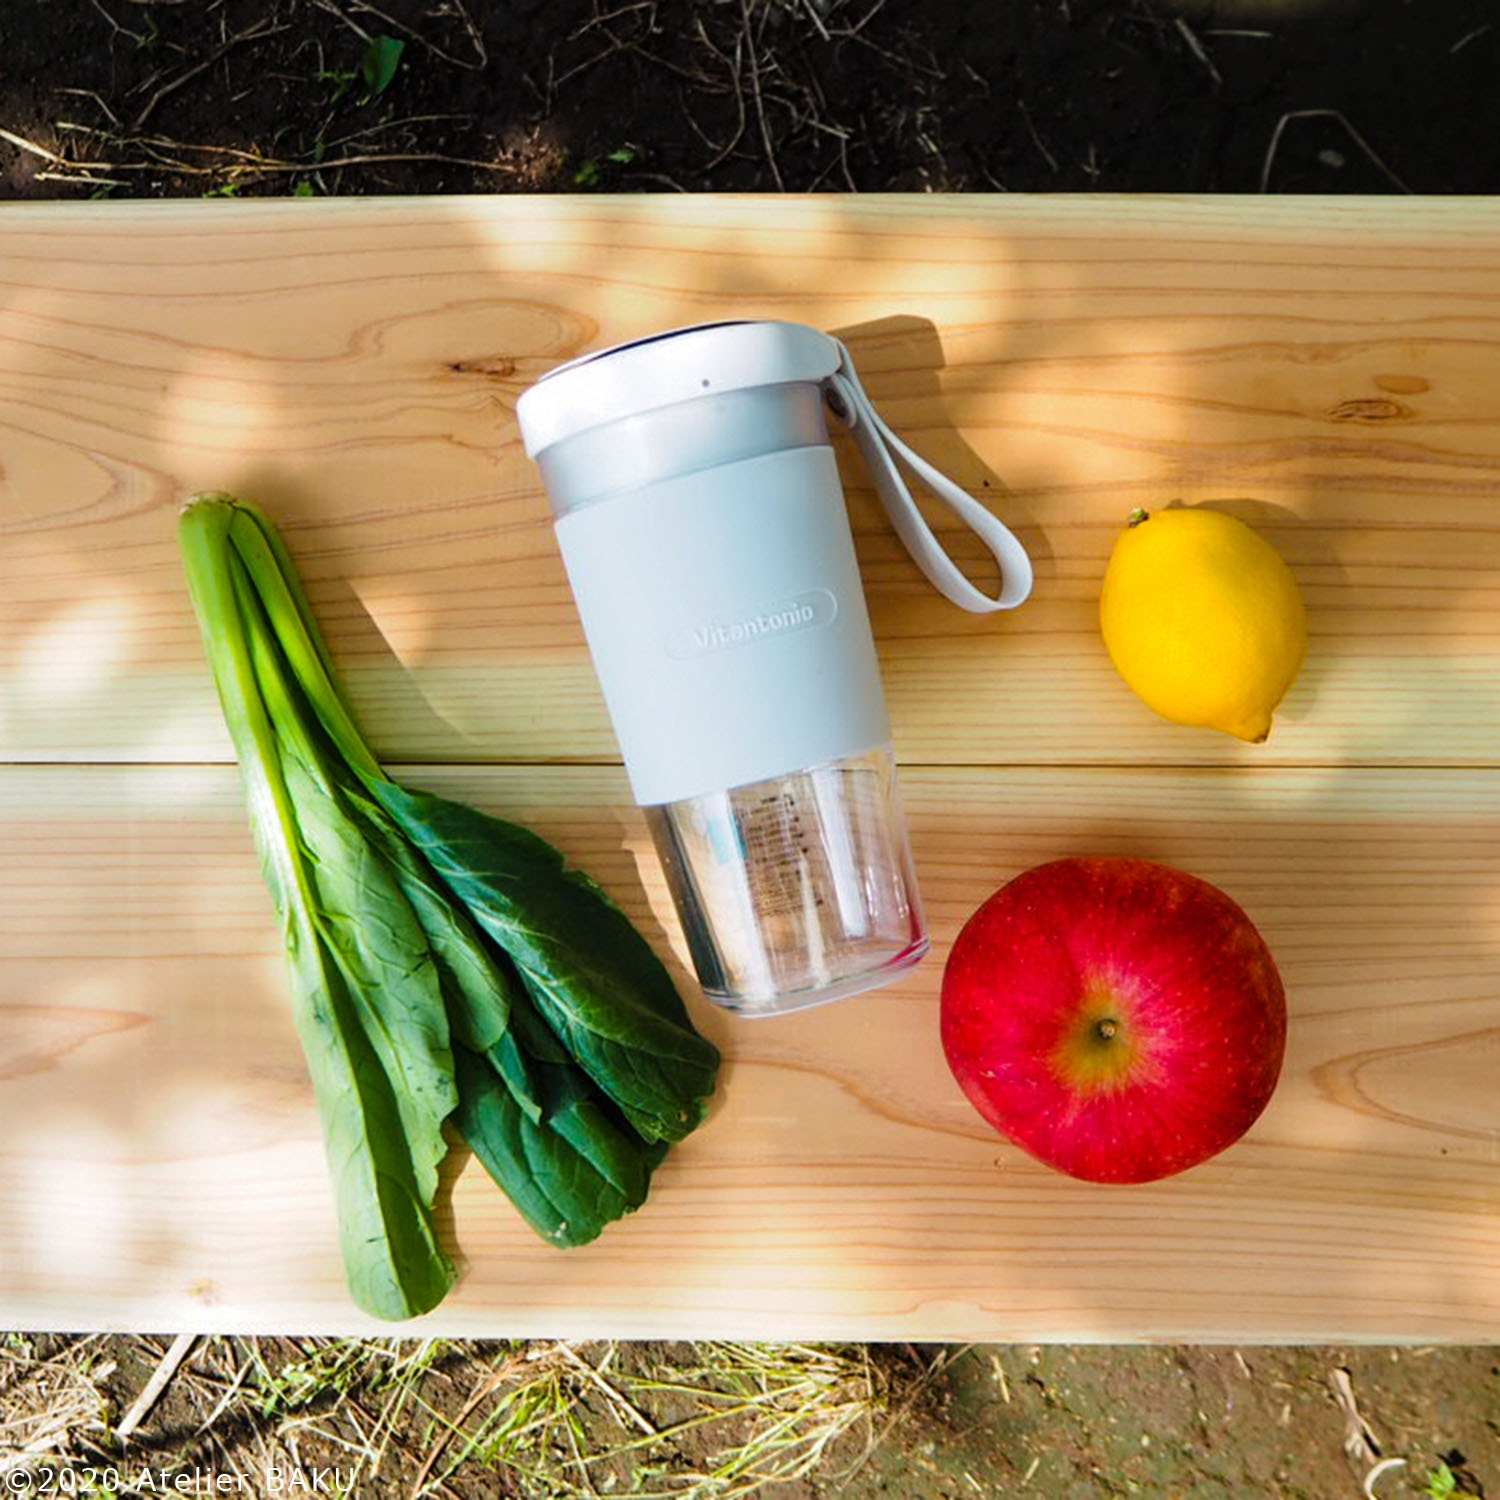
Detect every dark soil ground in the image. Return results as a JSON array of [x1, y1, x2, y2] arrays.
[[4, 3, 1500, 1497], [2, 0, 1497, 199]]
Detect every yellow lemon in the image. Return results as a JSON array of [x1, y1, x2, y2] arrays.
[[1099, 506, 1307, 743]]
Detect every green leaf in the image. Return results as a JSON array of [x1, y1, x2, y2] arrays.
[[372, 780, 720, 1144], [283, 912, 455, 1320], [361, 35, 405, 97], [345, 780, 521, 1055], [453, 1044, 665, 1246]]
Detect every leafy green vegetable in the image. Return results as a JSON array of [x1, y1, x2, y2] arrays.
[[216, 495, 718, 1129], [179, 500, 455, 1320], [178, 492, 719, 1319]]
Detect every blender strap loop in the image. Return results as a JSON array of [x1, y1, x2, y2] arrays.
[[825, 340, 1033, 614]]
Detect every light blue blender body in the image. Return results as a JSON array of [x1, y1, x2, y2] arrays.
[[517, 321, 1029, 1015]]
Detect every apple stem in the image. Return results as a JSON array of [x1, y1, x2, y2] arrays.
[[1126, 507, 1150, 528], [1096, 1019, 1118, 1041]]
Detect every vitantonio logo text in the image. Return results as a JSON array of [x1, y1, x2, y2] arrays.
[[666, 589, 838, 658]]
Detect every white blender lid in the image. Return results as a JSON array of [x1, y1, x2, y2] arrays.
[[518, 317, 1034, 614], [515, 319, 842, 458]]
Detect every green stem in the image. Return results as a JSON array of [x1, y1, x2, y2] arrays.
[[231, 561, 351, 807], [186, 493, 387, 791], [178, 499, 313, 925]]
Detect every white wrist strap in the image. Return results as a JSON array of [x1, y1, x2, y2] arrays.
[[825, 338, 1033, 613]]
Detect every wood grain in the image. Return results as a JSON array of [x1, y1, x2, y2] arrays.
[[4, 195, 1500, 1338], [2, 761, 1498, 1339], [5, 197, 1500, 767]]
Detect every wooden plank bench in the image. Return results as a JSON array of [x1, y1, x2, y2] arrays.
[[3, 195, 1499, 1337]]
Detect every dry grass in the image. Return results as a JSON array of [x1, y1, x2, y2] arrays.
[[0, 1335, 115, 1476], [0, 1334, 938, 1498]]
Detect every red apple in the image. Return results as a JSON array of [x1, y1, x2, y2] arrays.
[[940, 857, 1286, 1184]]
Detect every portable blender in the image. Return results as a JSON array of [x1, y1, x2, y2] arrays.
[[516, 320, 1031, 1016]]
